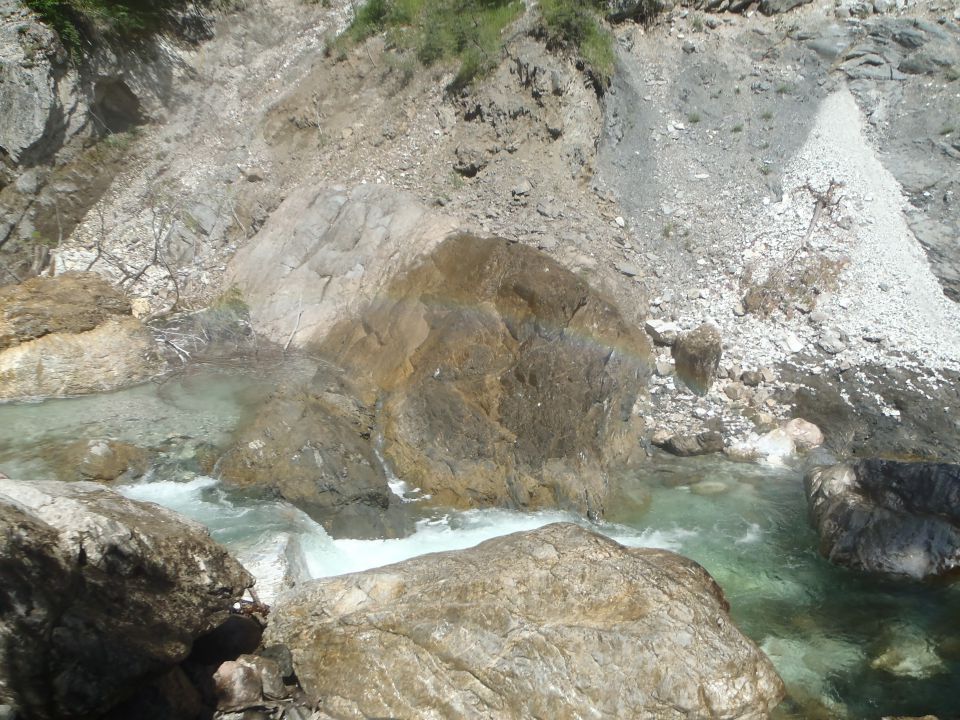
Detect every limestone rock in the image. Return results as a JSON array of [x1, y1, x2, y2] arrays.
[[51, 438, 150, 482], [0, 479, 252, 719], [321, 234, 651, 520], [0, 273, 130, 350], [266, 523, 785, 720], [0, 317, 162, 399], [805, 459, 960, 579], [783, 418, 824, 450], [225, 185, 457, 350], [0, 272, 162, 399], [655, 430, 725, 457], [217, 372, 407, 540], [758, 0, 813, 14], [672, 323, 723, 396]]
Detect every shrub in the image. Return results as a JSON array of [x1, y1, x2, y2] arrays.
[[337, 0, 525, 90], [22, 0, 208, 55], [538, 0, 614, 87]]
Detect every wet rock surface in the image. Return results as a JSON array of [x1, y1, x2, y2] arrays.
[[217, 370, 410, 540], [0, 478, 252, 719], [267, 522, 785, 720], [805, 458, 960, 579], [322, 234, 651, 519]]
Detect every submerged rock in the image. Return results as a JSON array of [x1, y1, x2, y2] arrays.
[[321, 234, 651, 520], [266, 523, 785, 719], [0, 479, 252, 719], [805, 459, 960, 579]]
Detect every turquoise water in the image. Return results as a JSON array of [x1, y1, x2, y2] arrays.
[[1, 365, 958, 718]]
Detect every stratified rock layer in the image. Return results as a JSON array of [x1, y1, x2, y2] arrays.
[[805, 459, 960, 579], [266, 523, 785, 720], [0, 273, 162, 399], [0, 479, 252, 719]]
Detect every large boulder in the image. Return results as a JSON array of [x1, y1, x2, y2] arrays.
[[266, 523, 785, 719], [0, 479, 252, 719], [672, 322, 722, 396], [321, 234, 651, 519], [225, 184, 457, 349], [805, 459, 960, 579], [0, 273, 163, 399], [217, 371, 410, 539]]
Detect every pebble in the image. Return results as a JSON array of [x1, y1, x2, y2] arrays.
[[614, 216, 626, 228], [616, 262, 641, 277], [782, 332, 804, 353]]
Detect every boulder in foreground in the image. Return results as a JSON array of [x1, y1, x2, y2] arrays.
[[266, 522, 785, 719], [0, 479, 252, 719]]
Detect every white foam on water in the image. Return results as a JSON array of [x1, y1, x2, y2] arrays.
[[116, 477, 701, 588]]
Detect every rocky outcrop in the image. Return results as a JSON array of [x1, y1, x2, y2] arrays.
[[672, 322, 722, 396], [322, 233, 651, 519], [0, 272, 163, 398], [217, 372, 410, 540], [805, 459, 960, 579], [226, 184, 457, 349], [0, 478, 252, 719], [266, 522, 785, 719]]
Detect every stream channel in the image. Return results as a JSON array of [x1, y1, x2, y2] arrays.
[[1, 363, 957, 718]]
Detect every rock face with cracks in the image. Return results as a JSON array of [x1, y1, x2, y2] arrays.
[[0, 479, 252, 719], [805, 459, 960, 579], [321, 233, 652, 520], [0, 273, 162, 399], [266, 522, 785, 720], [672, 322, 723, 397]]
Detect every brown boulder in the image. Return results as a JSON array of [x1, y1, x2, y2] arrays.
[[672, 322, 723, 396], [321, 234, 652, 519], [51, 439, 150, 482], [217, 372, 407, 539], [0, 273, 130, 350]]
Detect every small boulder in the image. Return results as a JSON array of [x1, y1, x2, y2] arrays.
[[655, 431, 725, 457], [672, 323, 722, 396], [783, 418, 824, 450], [213, 660, 262, 711], [644, 318, 679, 346]]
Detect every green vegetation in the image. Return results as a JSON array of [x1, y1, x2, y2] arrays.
[[687, 112, 701, 124], [940, 125, 955, 136], [334, 0, 636, 91], [538, 0, 614, 87], [335, 0, 525, 90], [731, 123, 743, 133], [22, 0, 202, 54], [760, 110, 773, 121], [775, 82, 793, 95]]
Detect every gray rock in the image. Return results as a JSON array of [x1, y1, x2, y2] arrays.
[[818, 328, 848, 355], [758, 0, 813, 15], [741, 370, 763, 387], [226, 185, 457, 349], [511, 178, 533, 196], [644, 318, 679, 346], [672, 323, 723, 396], [655, 359, 674, 377], [806, 460, 960, 579], [213, 661, 261, 712], [655, 431, 725, 456], [872, 0, 895, 13], [265, 523, 785, 719], [0, 479, 252, 719], [615, 261, 641, 277]]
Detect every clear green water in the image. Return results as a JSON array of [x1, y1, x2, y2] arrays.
[[1, 365, 958, 719]]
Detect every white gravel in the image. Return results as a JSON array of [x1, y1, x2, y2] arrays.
[[777, 88, 960, 372]]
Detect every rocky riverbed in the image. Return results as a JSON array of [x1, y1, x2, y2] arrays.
[[3, 0, 960, 717]]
